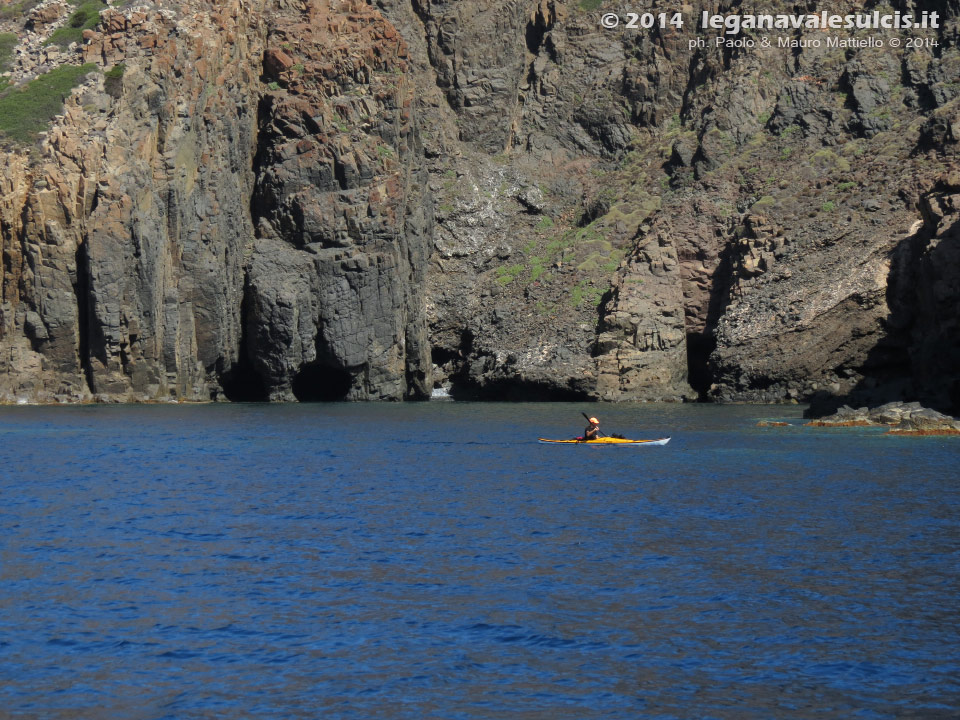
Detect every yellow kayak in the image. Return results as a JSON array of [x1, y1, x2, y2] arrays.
[[538, 437, 670, 446]]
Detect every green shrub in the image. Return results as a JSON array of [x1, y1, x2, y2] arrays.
[[811, 148, 851, 173], [0, 63, 97, 143], [496, 264, 524, 286], [0, 1, 40, 19], [0, 33, 16, 74], [836, 181, 857, 192], [579, 0, 602, 10], [544, 230, 576, 259], [535, 215, 554, 231], [602, 249, 624, 273], [571, 281, 604, 308], [571, 283, 584, 306], [46, 1, 107, 48], [529, 256, 547, 282], [104, 62, 124, 97], [821, 201, 835, 212]]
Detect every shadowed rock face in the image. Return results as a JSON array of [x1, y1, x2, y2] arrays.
[[245, 0, 432, 401], [0, 0, 958, 409]]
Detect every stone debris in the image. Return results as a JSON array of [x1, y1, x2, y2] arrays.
[[806, 402, 960, 435]]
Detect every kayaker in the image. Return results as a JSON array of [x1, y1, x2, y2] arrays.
[[584, 416, 601, 440]]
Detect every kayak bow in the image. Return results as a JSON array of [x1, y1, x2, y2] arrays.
[[538, 436, 671, 446]]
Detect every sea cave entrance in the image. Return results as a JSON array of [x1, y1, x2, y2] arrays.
[[291, 362, 354, 402]]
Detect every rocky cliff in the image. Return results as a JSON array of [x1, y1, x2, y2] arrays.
[[1, 0, 431, 402], [0, 0, 958, 411], [1, 0, 263, 402]]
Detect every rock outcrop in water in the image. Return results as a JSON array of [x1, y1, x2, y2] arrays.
[[0, 0, 958, 410], [806, 401, 960, 435]]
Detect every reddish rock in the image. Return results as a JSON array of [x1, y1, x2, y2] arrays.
[[264, 48, 295, 78]]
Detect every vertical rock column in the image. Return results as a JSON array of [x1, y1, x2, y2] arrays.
[[0, 1, 266, 402], [594, 229, 693, 402], [79, 4, 265, 401], [247, 0, 432, 401]]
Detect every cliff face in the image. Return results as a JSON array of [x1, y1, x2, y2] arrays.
[[396, 0, 960, 410], [245, 0, 432, 401], [0, 0, 432, 402], [0, 0, 958, 411], [1, 0, 263, 402], [884, 174, 960, 412]]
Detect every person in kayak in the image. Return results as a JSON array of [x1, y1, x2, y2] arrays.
[[583, 416, 601, 441]]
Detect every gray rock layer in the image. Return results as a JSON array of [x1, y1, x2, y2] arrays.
[[0, 0, 958, 410]]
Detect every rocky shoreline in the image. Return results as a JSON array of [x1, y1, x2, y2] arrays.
[[804, 401, 960, 435]]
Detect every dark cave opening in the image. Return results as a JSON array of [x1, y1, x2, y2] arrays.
[[219, 356, 268, 402], [449, 377, 592, 402], [73, 241, 95, 394], [430, 344, 463, 370], [685, 331, 715, 401], [430, 330, 473, 387], [219, 281, 268, 402], [291, 362, 354, 402]]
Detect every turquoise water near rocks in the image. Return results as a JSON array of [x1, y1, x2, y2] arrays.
[[1, 402, 959, 719]]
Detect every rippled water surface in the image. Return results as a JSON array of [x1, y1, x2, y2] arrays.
[[2, 403, 959, 718]]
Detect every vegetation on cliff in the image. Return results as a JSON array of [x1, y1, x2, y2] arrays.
[[0, 32, 15, 69], [0, 31, 15, 92], [0, 63, 96, 142], [0, 1, 40, 20], [45, 1, 107, 48]]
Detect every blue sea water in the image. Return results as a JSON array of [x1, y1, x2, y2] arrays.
[[1, 402, 958, 719]]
